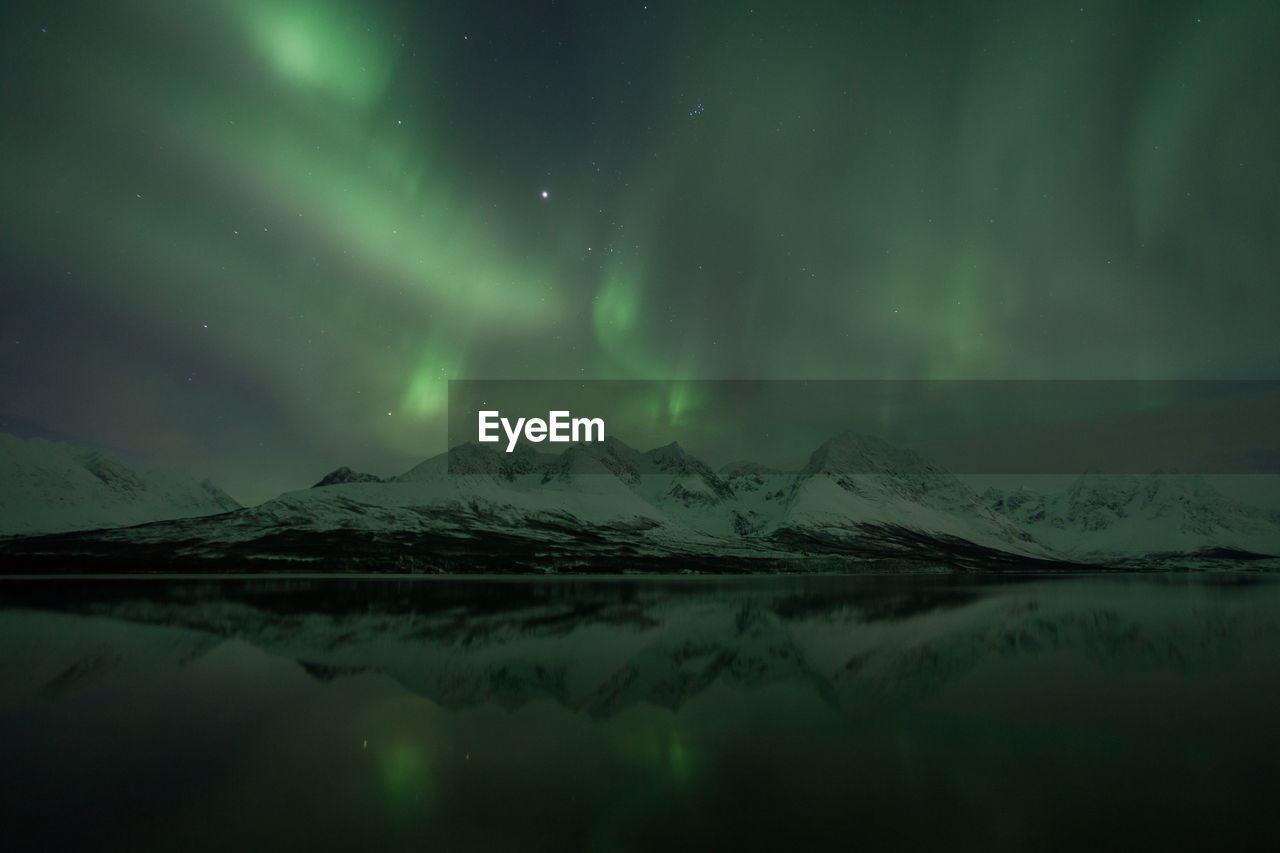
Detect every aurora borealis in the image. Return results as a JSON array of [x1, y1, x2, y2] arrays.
[[2, 1, 1277, 503]]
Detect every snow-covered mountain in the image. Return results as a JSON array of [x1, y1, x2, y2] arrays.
[[0, 433, 240, 536], [206, 434, 1055, 565], [767, 432, 1046, 558], [983, 471, 1280, 560], [3, 432, 1277, 571]]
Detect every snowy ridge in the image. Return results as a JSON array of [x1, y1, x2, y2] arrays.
[[774, 432, 1046, 557], [0, 433, 240, 536], [4, 431, 1278, 570], [983, 470, 1280, 559]]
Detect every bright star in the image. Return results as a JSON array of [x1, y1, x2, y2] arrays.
[[540, 190, 549, 199]]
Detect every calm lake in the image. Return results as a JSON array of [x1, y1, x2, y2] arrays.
[[2, 573, 1278, 851]]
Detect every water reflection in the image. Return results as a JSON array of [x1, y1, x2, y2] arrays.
[[1, 574, 1278, 850]]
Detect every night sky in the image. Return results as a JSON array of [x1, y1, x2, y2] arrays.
[[2, 1, 1278, 504]]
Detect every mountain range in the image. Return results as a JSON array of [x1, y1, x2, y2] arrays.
[[2, 430, 1277, 572]]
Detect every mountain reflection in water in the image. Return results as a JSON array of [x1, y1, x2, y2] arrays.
[[2, 574, 1278, 851]]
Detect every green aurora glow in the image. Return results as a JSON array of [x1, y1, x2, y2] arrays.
[[1, 0, 1277, 501]]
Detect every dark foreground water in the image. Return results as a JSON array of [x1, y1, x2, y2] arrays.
[[2, 573, 1278, 851]]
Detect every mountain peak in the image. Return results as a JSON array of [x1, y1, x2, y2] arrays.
[[312, 466, 384, 488], [644, 441, 688, 462], [803, 431, 943, 478]]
